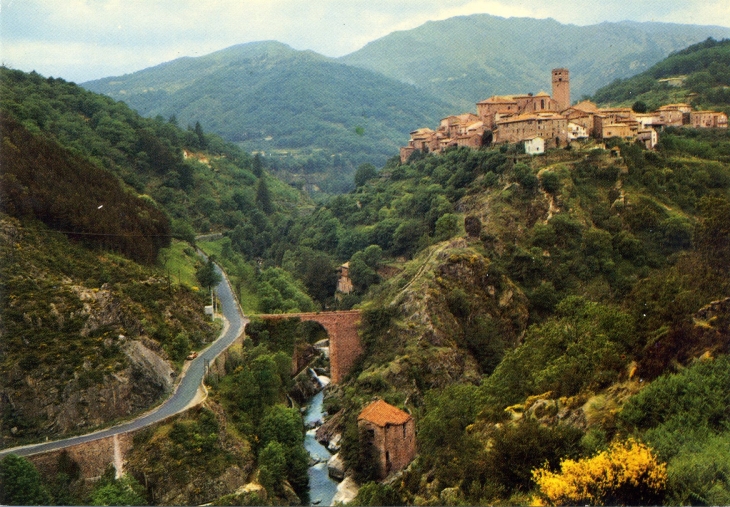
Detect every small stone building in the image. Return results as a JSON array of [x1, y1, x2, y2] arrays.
[[336, 262, 353, 295], [358, 400, 416, 479], [524, 136, 545, 155]]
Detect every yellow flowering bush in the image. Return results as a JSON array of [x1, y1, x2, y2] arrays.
[[532, 439, 667, 505]]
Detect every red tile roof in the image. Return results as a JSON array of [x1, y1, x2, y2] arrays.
[[358, 400, 411, 427]]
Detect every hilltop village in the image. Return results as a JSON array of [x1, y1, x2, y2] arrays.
[[401, 68, 728, 162]]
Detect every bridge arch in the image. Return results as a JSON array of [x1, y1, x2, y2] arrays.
[[254, 310, 362, 383]]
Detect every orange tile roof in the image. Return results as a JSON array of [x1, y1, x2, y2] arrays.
[[571, 100, 599, 113], [358, 400, 411, 427], [478, 95, 518, 105]]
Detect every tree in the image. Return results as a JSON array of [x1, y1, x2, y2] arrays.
[[532, 439, 667, 506], [434, 213, 459, 241], [252, 153, 263, 178], [354, 163, 378, 187], [632, 101, 649, 113], [256, 177, 274, 214], [540, 171, 560, 193], [196, 257, 222, 292], [0, 454, 53, 505], [354, 482, 404, 506], [91, 474, 147, 506], [193, 121, 207, 149], [258, 441, 287, 493], [349, 251, 378, 291]]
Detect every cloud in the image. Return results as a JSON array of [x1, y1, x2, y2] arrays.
[[2, 0, 729, 82]]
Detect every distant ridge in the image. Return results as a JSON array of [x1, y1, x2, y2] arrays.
[[339, 14, 730, 108], [83, 41, 453, 180]]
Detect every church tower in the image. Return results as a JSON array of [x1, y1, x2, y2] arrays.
[[552, 68, 570, 111]]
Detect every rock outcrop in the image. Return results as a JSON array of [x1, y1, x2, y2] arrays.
[[327, 452, 345, 481], [332, 476, 359, 505]]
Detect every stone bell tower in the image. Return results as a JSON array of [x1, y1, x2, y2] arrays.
[[552, 68, 570, 111]]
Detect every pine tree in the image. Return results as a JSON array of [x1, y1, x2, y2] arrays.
[[256, 177, 274, 214], [253, 153, 263, 178], [194, 121, 207, 149]]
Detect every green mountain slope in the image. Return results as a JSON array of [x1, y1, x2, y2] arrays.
[[1, 67, 309, 237], [82, 41, 454, 189], [591, 37, 730, 113], [0, 68, 316, 450], [339, 15, 730, 109]]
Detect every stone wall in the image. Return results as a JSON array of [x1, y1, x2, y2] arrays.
[[29, 432, 134, 481]]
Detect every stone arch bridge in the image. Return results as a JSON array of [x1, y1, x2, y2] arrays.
[[253, 310, 362, 383]]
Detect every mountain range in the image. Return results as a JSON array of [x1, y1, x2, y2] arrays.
[[83, 15, 730, 186]]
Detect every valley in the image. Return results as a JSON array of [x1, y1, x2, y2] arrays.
[[2, 14, 730, 507]]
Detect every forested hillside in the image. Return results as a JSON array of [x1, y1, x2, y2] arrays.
[[340, 15, 730, 109], [0, 67, 273, 444], [592, 37, 730, 114], [82, 41, 454, 193], [198, 125, 730, 504]]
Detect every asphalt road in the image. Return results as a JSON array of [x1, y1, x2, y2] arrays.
[[0, 264, 247, 459]]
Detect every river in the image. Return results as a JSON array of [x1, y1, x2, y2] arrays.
[[303, 386, 339, 506]]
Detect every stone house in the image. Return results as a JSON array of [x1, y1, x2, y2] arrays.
[[601, 121, 639, 140], [657, 103, 691, 127], [568, 121, 589, 140], [637, 128, 659, 149], [525, 137, 545, 155], [477, 92, 561, 129], [358, 400, 416, 479], [494, 112, 568, 147], [477, 96, 520, 129], [400, 128, 439, 162], [440, 113, 480, 137], [689, 110, 728, 129], [336, 262, 353, 295], [562, 109, 599, 137]]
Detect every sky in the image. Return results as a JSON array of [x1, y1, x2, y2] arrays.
[[2, 0, 730, 83]]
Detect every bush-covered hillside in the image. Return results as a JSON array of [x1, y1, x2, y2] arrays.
[[592, 37, 730, 114], [0, 217, 217, 448], [1, 115, 170, 264], [0, 66, 307, 238]]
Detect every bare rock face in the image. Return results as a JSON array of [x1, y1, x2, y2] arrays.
[[316, 409, 345, 447], [327, 452, 345, 481], [332, 476, 359, 505], [49, 339, 173, 435], [290, 367, 324, 406], [123, 339, 174, 394], [220, 483, 268, 505]]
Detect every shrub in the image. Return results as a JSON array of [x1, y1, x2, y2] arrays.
[[540, 171, 560, 193], [532, 439, 667, 506], [354, 482, 404, 506], [666, 432, 730, 506], [480, 420, 583, 498]]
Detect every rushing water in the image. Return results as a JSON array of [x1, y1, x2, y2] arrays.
[[303, 389, 339, 506]]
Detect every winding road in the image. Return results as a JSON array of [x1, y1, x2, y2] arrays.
[[0, 264, 247, 459]]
